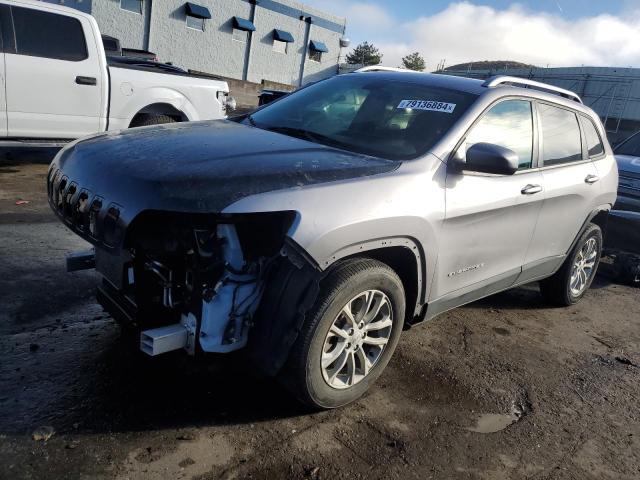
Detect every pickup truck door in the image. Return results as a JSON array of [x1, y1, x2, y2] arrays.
[[3, 4, 104, 138], [434, 99, 545, 301]]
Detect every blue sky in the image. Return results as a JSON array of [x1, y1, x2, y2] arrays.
[[330, 0, 632, 21], [398, 1, 627, 17], [304, 1, 640, 69]]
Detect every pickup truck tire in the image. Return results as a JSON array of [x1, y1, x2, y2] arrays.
[[130, 113, 176, 127], [281, 258, 405, 409], [540, 223, 603, 306]]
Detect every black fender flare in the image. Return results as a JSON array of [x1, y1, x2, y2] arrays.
[[247, 237, 427, 376]]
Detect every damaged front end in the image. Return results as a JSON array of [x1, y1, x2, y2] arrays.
[[93, 211, 296, 356]]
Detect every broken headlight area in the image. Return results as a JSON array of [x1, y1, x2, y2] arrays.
[[95, 211, 295, 356]]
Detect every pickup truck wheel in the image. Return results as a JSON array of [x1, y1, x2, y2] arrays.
[[540, 223, 602, 306], [282, 258, 405, 409], [130, 113, 176, 127]]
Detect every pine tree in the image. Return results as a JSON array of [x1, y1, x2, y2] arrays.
[[345, 42, 383, 66], [402, 52, 426, 71]]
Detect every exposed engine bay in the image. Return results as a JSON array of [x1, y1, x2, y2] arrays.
[[91, 212, 294, 356]]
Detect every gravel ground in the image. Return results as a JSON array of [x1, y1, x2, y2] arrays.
[[1, 159, 639, 480]]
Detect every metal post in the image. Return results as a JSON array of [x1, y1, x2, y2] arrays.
[[242, 1, 258, 81], [143, 0, 153, 51], [297, 17, 312, 87]]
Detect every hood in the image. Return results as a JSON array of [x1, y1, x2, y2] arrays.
[[616, 155, 640, 176], [48, 120, 398, 250]]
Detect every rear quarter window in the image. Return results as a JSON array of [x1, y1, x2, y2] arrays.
[[539, 103, 582, 166], [11, 6, 88, 61], [580, 116, 605, 158]]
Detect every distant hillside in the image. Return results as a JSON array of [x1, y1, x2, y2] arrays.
[[443, 61, 536, 72]]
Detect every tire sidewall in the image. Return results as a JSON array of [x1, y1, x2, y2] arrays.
[[303, 265, 405, 408]]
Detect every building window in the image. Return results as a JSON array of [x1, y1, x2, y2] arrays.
[[186, 15, 205, 31], [308, 40, 328, 63], [231, 17, 255, 42], [120, 0, 142, 14], [273, 39, 288, 54], [232, 28, 249, 43], [185, 3, 211, 30], [273, 29, 294, 52], [309, 50, 322, 62]]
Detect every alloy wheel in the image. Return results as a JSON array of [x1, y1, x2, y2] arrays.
[[320, 290, 393, 389], [570, 237, 598, 296]]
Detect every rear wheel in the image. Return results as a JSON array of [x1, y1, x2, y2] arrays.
[[130, 113, 176, 128], [540, 223, 602, 306], [281, 258, 405, 409]]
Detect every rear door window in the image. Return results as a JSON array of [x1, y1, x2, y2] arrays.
[[580, 117, 605, 157], [539, 103, 583, 166], [464, 99, 534, 170], [11, 6, 88, 61]]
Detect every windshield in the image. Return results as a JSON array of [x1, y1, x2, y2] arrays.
[[615, 132, 640, 157], [247, 75, 477, 160]]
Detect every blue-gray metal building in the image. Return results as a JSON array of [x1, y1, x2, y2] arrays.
[[44, 0, 347, 86], [442, 66, 640, 143]]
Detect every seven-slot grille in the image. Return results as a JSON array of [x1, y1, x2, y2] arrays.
[[47, 167, 123, 249]]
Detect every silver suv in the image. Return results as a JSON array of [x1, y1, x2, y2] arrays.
[[49, 70, 618, 408]]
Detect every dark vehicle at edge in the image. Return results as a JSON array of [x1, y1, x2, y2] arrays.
[[606, 132, 640, 285]]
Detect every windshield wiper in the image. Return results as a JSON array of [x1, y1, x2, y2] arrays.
[[262, 125, 349, 150]]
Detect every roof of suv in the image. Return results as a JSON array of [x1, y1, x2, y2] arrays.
[[353, 71, 486, 95], [352, 70, 596, 118]]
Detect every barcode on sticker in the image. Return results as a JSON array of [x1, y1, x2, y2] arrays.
[[397, 100, 456, 113]]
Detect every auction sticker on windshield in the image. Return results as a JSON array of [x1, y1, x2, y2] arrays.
[[397, 100, 456, 113]]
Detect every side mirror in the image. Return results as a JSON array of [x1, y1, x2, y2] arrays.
[[460, 142, 519, 175]]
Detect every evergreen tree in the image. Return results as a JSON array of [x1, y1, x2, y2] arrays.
[[402, 52, 426, 71], [346, 42, 383, 66]]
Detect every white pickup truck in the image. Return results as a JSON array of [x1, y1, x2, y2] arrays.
[[0, 0, 234, 144]]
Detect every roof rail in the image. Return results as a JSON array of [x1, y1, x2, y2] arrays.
[[354, 66, 420, 73], [483, 75, 582, 104]]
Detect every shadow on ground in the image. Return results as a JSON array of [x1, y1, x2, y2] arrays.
[[0, 147, 60, 165]]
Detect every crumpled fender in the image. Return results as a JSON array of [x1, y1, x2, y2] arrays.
[[246, 239, 323, 377]]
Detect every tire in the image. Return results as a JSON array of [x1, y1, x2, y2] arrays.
[[281, 258, 406, 409], [130, 113, 176, 128], [540, 223, 603, 306]]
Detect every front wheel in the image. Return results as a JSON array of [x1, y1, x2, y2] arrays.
[[540, 223, 603, 306], [281, 258, 405, 409]]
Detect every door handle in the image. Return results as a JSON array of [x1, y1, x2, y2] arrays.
[[521, 184, 543, 195], [585, 174, 600, 184], [75, 76, 97, 86]]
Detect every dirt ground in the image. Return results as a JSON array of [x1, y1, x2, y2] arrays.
[[1, 156, 639, 480]]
